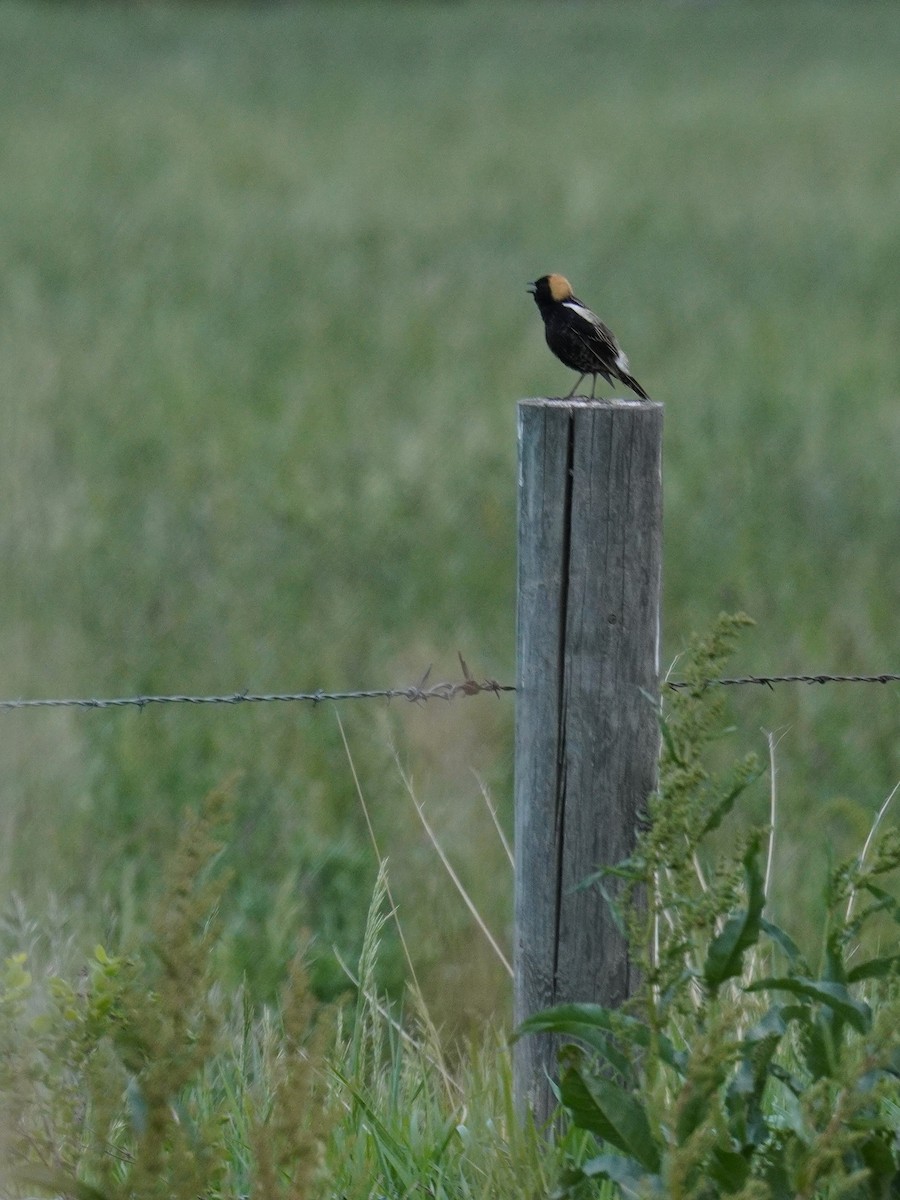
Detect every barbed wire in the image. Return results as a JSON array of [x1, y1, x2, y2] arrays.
[[0, 656, 513, 713], [666, 672, 900, 691], [0, 660, 897, 714], [0, 679, 517, 712]]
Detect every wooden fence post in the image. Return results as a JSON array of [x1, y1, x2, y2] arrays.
[[514, 397, 663, 1124]]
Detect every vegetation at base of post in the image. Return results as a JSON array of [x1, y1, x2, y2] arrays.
[[0, 785, 579, 1200], [518, 615, 900, 1200], [1, 618, 897, 1200]]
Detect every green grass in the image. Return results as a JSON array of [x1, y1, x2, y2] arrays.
[[0, 805, 583, 1200], [0, 0, 899, 1022]]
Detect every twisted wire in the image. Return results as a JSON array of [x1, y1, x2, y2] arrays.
[[1, 670, 897, 713]]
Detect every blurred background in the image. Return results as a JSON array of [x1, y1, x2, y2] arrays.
[[1, 0, 898, 1036]]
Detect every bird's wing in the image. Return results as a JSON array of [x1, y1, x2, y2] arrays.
[[562, 301, 628, 372]]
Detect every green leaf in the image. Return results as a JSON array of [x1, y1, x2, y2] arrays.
[[580, 1152, 662, 1199], [331, 1067, 417, 1185], [802, 1021, 834, 1080], [675, 1066, 727, 1144], [659, 716, 687, 768], [758, 1136, 794, 1200], [768, 1060, 806, 1097], [560, 1066, 661, 1172], [708, 1146, 752, 1192], [846, 953, 900, 983], [858, 882, 900, 922], [515, 1002, 681, 1070], [727, 1008, 787, 1146], [760, 918, 805, 968], [578, 860, 645, 891], [594, 878, 629, 938], [703, 836, 765, 992], [698, 767, 762, 838], [856, 1131, 899, 1186], [822, 928, 847, 986], [746, 976, 871, 1033], [563, 1035, 633, 1082]]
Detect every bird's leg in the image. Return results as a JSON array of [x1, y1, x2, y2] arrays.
[[565, 375, 585, 399], [589, 374, 597, 399]]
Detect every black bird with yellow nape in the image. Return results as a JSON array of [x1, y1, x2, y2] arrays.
[[528, 274, 650, 401]]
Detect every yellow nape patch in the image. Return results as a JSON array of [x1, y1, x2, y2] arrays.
[[547, 274, 573, 301]]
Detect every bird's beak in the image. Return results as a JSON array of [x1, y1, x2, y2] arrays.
[[526, 283, 536, 294]]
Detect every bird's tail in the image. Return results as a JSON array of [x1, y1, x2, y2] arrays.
[[619, 371, 650, 401]]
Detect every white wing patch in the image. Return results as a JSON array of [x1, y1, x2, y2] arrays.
[[562, 301, 600, 326], [616, 350, 630, 371]]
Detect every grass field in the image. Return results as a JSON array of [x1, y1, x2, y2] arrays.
[[1, 0, 898, 1029]]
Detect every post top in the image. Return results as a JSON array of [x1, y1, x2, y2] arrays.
[[520, 396, 662, 410]]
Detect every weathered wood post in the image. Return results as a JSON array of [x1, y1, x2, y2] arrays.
[[514, 397, 663, 1124]]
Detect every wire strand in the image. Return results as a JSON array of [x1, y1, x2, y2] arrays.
[[0, 670, 897, 713], [665, 672, 900, 690]]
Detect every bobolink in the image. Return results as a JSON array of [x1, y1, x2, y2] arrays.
[[528, 274, 650, 401]]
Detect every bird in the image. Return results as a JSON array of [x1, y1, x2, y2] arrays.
[[528, 274, 650, 400]]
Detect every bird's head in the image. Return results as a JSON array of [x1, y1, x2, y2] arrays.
[[528, 274, 574, 305]]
